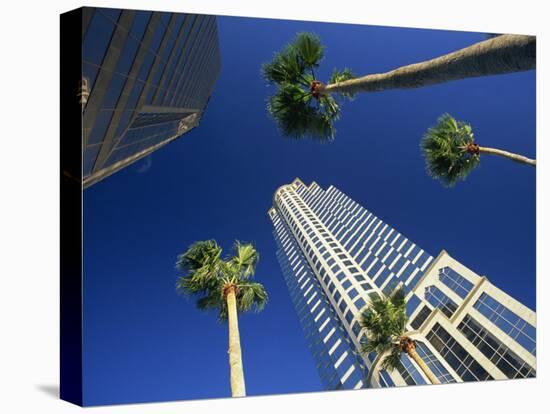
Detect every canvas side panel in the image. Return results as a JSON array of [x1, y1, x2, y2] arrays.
[[60, 6, 84, 406]]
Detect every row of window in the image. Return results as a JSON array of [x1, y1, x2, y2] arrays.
[[425, 285, 459, 318], [427, 323, 494, 382], [277, 190, 377, 326], [439, 267, 474, 299], [473, 293, 536, 355], [297, 185, 433, 296], [273, 210, 367, 389], [458, 315, 535, 379]]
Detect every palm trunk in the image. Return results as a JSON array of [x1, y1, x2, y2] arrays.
[[322, 35, 535, 95], [407, 348, 440, 385], [478, 146, 536, 166], [226, 286, 246, 397]]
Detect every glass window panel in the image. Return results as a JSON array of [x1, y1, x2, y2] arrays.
[[83, 10, 119, 66]]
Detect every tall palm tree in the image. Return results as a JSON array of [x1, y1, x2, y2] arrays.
[[176, 240, 268, 397], [263, 32, 535, 141], [421, 113, 536, 187], [360, 287, 439, 385]]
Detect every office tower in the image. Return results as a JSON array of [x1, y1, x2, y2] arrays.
[[81, 8, 221, 188], [268, 178, 536, 389]]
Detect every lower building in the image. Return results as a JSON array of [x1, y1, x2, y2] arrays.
[[268, 178, 536, 389]]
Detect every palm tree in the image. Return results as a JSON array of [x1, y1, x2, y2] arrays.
[[176, 240, 268, 397], [360, 287, 439, 385], [421, 113, 536, 187], [262, 32, 535, 141]]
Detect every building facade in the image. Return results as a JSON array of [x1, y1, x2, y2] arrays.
[[81, 7, 221, 188], [268, 178, 536, 389]]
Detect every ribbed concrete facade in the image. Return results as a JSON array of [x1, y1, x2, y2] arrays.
[[269, 178, 536, 389], [81, 7, 221, 187]]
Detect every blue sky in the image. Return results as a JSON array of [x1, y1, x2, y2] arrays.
[[82, 15, 536, 406]]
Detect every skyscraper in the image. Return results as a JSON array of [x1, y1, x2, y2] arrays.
[[81, 8, 221, 188], [268, 178, 536, 389]]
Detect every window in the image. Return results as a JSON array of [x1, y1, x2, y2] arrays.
[[425, 286, 458, 318], [382, 278, 399, 296], [474, 293, 536, 355], [338, 300, 347, 313], [415, 342, 456, 383], [375, 267, 392, 286], [367, 260, 382, 277], [354, 297, 366, 311], [439, 267, 474, 298], [379, 370, 395, 387], [397, 354, 426, 385], [361, 281, 374, 291], [410, 305, 432, 330], [458, 315, 535, 379], [352, 321, 362, 336], [406, 294, 421, 317], [335, 272, 346, 281], [427, 323, 493, 382]]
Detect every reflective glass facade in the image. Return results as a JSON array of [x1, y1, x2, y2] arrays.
[[473, 293, 536, 355], [457, 315, 535, 378], [269, 179, 536, 389], [81, 7, 221, 187], [427, 323, 494, 382]]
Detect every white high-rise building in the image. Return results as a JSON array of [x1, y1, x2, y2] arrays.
[[268, 178, 536, 389]]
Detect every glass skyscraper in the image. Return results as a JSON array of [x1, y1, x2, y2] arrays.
[[269, 178, 536, 389], [81, 7, 221, 188]]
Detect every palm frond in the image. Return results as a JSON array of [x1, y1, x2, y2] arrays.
[[175, 268, 218, 296], [176, 240, 221, 272], [267, 84, 338, 142], [196, 288, 224, 312], [360, 287, 410, 365], [268, 84, 335, 141], [388, 287, 407, 336], [262, 32, 323, 86], [262, 44, 307, 86], [292, 32, 324, 69], [361, 334, 393, 356], [175, 240, 226, 300], [328, 68, 357, 99], [389, 286, 405, 305], [380, 346, 402, 371], [231, 241, 259, 279], [262, 32, 355, 142], [217, 300, 229, 322], [176, 239, 268, 322], [319, 95, 340, 119], [236, 282, 268, 313], [421, 113, 480, 187]]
